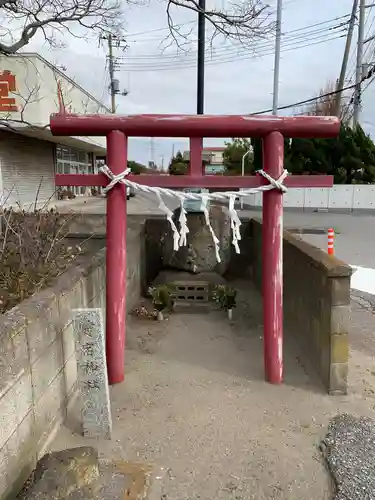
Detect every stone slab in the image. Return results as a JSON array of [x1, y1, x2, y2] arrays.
[[18, 458, 168, 500], [16, 447, 99, 500], [73, 309, 112, 439]]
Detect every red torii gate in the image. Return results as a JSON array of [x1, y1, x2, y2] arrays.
[[50, 113, 340, 386]]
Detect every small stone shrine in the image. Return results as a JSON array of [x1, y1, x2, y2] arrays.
[[154, 204, 229, 310]]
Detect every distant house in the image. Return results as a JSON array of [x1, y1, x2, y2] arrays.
[[182, 146, 227, 174], [0, 53, 110, 207]]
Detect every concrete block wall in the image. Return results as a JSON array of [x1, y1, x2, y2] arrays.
[[248, 218, 352, 395], [0, 227, 142, 500], [240, 184, 375, 212]]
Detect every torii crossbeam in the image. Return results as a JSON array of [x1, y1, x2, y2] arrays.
[[50, 113, 340, 386]]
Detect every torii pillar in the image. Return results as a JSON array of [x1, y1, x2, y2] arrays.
[[50, 113, 340, 386]]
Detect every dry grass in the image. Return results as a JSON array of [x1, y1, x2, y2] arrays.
[[0, 198, 85, 313]]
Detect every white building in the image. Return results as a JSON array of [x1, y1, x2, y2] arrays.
[[0, 53, 110, 206], [183, 146, 226, 174]]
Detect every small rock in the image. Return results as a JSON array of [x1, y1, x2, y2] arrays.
[[17, 447, 99, 500]]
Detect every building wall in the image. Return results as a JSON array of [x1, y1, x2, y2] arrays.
[[183, 151, 212, 163], [0, 54, 107, 151], [0, 131, 55, 206], [209, 150, 224, 165], [182, 149, 225, 165]]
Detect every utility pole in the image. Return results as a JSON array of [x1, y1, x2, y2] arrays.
[[335, 0, 359, 116], [108, 34, 116, 113], [102, 34, 128, 113], [197, 0, 206, 114], [150, 138, 155, 167], [272, 0, 283, 115], [353, 0, 366, 126]]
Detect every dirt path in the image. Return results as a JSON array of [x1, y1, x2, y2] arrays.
[[52, 282, 375, 500]]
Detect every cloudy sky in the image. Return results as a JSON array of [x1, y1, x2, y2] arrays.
[[26, 0, 375, 167]]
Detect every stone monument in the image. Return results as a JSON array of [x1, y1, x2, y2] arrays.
[[73, 308, 112, 440]]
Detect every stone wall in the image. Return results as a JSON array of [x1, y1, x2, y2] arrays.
[[0, 227, 142, 500], [143, 218, 169, 293], [235, 218, 352, 395]]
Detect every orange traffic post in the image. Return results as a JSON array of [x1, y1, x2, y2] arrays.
[[328, 228, 335, 256]]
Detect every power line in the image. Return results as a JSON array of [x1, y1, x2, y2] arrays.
[[125, 13, 349, 48], [119, 30, 344, 64], [99, 60, 110, 104], [119, 16, 349, 62], [281, 14, 350, 34], [251, 66, 375, 116], [116, 33, 345, 71], [282, 0, 304, 5], [125, 21, 195, 38], [117, 24, 348, 69], [251, 84, 356, 115]]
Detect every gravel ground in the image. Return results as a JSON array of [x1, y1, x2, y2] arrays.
[[51, 281, 375, 500], [321, 414, 375, 500]]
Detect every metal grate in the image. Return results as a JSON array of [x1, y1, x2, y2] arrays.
[[172, 281, 209, 304]]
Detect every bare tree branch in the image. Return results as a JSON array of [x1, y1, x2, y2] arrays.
[[0, 0, 124, 54], [295, 81, 351, 123], [1, 0, 274, 55], [166, 0, 274, 49]]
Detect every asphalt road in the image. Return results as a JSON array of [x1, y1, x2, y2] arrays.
[[240, 209, 375, 269], [53, 193, 179, 216]]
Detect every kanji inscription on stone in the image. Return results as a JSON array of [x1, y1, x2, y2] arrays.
[[72, 308, 112, 439]]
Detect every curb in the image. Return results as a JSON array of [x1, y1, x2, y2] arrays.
[[286, 227, 328, 235]]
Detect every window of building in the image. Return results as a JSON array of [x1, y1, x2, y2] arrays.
[[56, 145, 94, 195]]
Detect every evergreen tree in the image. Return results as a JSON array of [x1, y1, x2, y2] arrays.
[[223, 138, 254, 174], [169, 151, 188, 175], [223, 125, 375, 184], [127, 160, 148, 174]]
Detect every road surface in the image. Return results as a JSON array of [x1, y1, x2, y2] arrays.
[[239, 209, 375, 297]]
